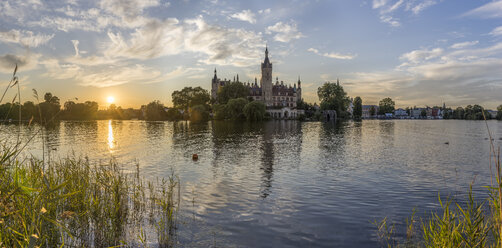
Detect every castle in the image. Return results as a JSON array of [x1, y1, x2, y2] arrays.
[[211, 47, 303, 118]]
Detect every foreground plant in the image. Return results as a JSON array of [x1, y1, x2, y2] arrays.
[[375, 115, 501, 248], [0, 151, 180, 247]]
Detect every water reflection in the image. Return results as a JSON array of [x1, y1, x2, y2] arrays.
[[260, 122, 274, 198], [108, 120, 115, 151]]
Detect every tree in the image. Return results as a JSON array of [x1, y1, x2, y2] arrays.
[[378, 97, 395, 115], [317, 81, 350, 118], [144, 100, 167, 121], [39, 92, 61, 122], [189, 104, 209, 123], [217, 82, 249, 104], [420, 109, 427, 118], [172, 86, 210, 113], [225, 98, 248, 120], [353, 96, 362, 119], [369, 106, 376, 117], [243, 101, 266, 121], [497, 105, 502, 120], [166, 108, 183, 121]]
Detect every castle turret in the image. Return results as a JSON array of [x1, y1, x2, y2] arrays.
[[261, 46, 273, 106], [211, 68, 219, 100], [297, 76, 302, 103]]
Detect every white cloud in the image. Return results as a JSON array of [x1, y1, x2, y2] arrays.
[[399, 47, 443, 64], [380, 15, 400, 27], [345, 42, 502, 108], [71, 40, 79, 56], [308, 47, 356, 60], [80, 64, 163, 87], [266, 21, 304, 42], [230, 9, 256, 24], [258, 8, 271, 15], [490, 26, 502, 36], [372, 0, 388, 9], [0, 29, 54, 47], [410, 0, 437, 15], [450, 41, 478, 49], [464, 0, 502, 18], [372, 0, 438, 27]]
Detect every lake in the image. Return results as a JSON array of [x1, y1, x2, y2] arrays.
[[2, 120, 501, 247]]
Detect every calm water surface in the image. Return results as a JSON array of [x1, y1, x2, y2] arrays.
[[2, 120, 502, 247]]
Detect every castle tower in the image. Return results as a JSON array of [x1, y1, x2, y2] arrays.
[[297, 76, 302, 102], [211, 68, 219, 100], [261, 46, 273, 106]]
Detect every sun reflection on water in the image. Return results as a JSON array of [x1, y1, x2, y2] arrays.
[[107, 120, 115, 151]]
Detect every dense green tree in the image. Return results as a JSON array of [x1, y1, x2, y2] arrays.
[[497, 105, 502, 120], [369, 106, 376, 117], [420, 109, 427, 118], [38, 92, 61, 123], [212, 104, 227, 120], [217, 82, 249, 104], [166, 108, 183, 121], [62, 100, 98, 120], [144, 100, 167, 121], [317, 81, 350, 118], [353, 96, 362, 119], [172, 86, 210, 112], [378, 97, 395, 115], [225, 98, 248, 120], [189, 104, 209, 123], [243, 101, 266, 121]]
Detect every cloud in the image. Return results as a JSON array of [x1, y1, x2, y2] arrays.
[[399, 47, 443, 64], [0, 29, 54, 47], [380, 15, 400, 27], [490, 26, 502, 36], [0, 53, 40, 73], [230, 9, 256, 24], [464, 0, 502, 18], [308, 47, 356, 60], [266, 21, 304, 42], [258, 8, 271, 15], [345, 42, 502, 108], [410, 0, 437, 15], [372, 0, 438, 27], [100, 0, 160, 23], [450, 41, 478, 49], [71, 40, 79, 56], [79, 64, 163, 87]]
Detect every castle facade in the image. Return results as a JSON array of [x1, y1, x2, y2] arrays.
[[211, 47, 303, 118]]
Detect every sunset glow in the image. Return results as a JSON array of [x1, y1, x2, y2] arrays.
[[107, 96, 115, 104]]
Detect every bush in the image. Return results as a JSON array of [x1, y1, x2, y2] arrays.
[[243, 101, 266, 121]]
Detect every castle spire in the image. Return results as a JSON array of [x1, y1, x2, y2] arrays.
[[262, 45, 271, 68]]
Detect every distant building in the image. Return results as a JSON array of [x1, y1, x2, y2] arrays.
[[410, 108, 423, 119], [487, 110, 498, 119], [394, 108, 408, 118], [362, 105, 379, 118], [211, 46, 302, 118]]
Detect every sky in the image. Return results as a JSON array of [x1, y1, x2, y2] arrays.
[[0, 0, 501, 109]]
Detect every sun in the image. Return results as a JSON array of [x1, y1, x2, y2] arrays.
[[107, 96, 115, 104]]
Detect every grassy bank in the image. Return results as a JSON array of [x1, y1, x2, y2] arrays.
[[375, 119, 502, 247], [0, 148, 180, 247]]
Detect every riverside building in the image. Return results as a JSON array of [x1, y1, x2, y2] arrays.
[[211, 47, 303, 119]]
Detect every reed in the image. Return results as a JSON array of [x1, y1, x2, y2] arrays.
[[374, 115, 501, 247], [0, 66, 180, 247]]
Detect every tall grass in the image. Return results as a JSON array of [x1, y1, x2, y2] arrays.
[[375, 115, 502, 247], [0, 151, 180, 247], [0, 64, 181, 247]]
